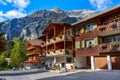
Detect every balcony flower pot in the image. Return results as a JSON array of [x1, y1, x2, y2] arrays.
[[41, 43, 44, 46], [53, 37, 56, 41], [112, 42, 119, 45], [53, 50, 56, 53], [88, 44, 94, 48], [87, 30, 92, 33], [111, 22, 117, 29], [59, 35, 62, 39], [46, 51, 50, 54], [48, 40, 50, 43], [98, 25, 106, 30], [102, 44, 107, 49], [60, 49, 62, 52]]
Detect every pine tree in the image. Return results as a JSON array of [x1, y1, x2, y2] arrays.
[[0, 54, 7, 70]]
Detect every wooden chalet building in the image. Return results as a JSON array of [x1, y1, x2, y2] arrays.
[[24, 38, 46, 69], [72, 5, 120, 70], [43, 23, 74, 69]]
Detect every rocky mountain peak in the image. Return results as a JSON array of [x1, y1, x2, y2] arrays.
[[50, 7, 64, 13]]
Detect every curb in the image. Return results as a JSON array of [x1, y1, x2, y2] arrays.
[[0, 69, 47, 76]]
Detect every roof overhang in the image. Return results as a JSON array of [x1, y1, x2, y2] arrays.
[[72, 5, 120, 27], [42, 22, 71, 34]]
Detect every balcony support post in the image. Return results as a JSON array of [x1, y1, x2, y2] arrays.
[[54, 26, 56, 50], [107, 55, 112, 70], [91, 56, 95, 70], [64, 26, 67, 64], [53, 56, 56, 65]]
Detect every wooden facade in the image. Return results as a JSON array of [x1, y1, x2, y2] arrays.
[[24, 38, 46, 69], [43, 23, 74, 69], [73, 5, 120, 70]]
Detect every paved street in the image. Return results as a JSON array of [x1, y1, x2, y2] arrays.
[[0, 70, 120, 80]]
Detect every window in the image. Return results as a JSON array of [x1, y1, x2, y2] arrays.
[[86, 24, 94, 31], [113, 37, 117, 42], [75, 41, 80, 49], [105, 36, 120, 43], [105, 37, 112, 43], [75, 29, 79, 36], [86, 40, 94, 48], [118, 36, 120, 41]]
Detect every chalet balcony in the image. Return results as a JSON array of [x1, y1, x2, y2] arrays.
[[39, 54, 46, 57], [98, 22, 120, 37], [99, 42, 120, 53], [26, 46, 35, 50], [78, 29, 100, 40], [26, 51, 39, 56], [46, 35, 72, 45], [75, 46, 99, 57], [78, 22, 120, 40], [46, 49, 72, 57]]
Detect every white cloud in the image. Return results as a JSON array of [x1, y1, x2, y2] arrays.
[[89, 0, 112, 11], [0, 10, 27, 21], [4, 10, 27, 18], [10, 0, 30, 11], [0, 0, 30, 21]]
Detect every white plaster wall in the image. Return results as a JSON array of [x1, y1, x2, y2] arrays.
[[56, 56, 65, 63], [74, 57, 87, 68]]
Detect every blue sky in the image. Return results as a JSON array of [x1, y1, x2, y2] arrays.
[[0, 0, 120, 21]]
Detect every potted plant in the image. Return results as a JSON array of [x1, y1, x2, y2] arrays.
[[102, 44, 107, 49], [59, 35, 62, 39], [53, 37, 56, 41], [53, 50, 56, 53]]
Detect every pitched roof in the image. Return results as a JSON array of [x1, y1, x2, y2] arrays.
[[43, 22, 71, 34], [28, 39, 45, 47], [72, 5, 120, 26]]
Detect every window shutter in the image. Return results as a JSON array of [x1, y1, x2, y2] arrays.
[[94, 37, 98, 46], [82, 40, 85, 48], [80, 27, 84, 33], [75, 41, 80, 49]]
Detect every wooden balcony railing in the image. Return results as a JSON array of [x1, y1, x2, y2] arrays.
[[26, 46, 35, 50], [75, 46, 99, 57], [46, 49, 72, 57], [46, 35, 72, 45], [98, 21, 120, 36], [99, 42, 120, 53], [78, 21, 120, 40], [26, 51, 39, 56]]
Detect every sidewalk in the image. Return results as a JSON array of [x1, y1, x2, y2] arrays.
[[0, 69, 47, 76]]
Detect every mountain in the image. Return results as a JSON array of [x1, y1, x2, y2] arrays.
[[0, 8, 98, 40]]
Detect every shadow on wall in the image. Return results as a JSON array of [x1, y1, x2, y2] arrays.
[[101, 56, 120, 70]]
